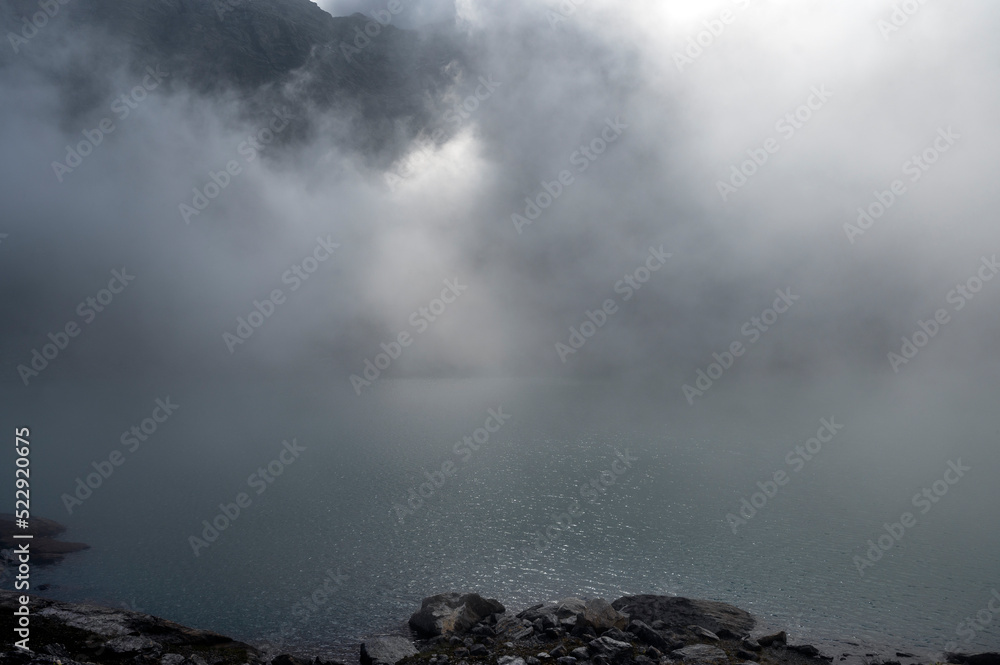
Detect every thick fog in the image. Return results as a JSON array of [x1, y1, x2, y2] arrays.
[[3, 1, 999, 392], [1, 0, 999, 655]]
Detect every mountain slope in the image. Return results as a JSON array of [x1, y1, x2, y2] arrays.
[[1, 0, 469, 160]]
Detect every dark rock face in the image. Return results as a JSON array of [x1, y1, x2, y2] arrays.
[[494, 615, 534, 641], [689, 626, 721, 642], [787, 644, 822, 658], [626, 620, 669, 651], [588, 637, 632, 665], [361, 636, 419, 665], [408, 592, 506, 637], [519, 598, 588, 624], [758, 631, 788, 647], [602, 628, 633, 644], [611, 595, 755, 636], [582, 598, 629, 632], [717, 628, 744, 640], [0, 0, 469, 165], [948, 654, 1000, 665]]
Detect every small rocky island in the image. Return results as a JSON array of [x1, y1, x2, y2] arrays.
[[1, 590, 997, 665], [0, 514, 89, 565]]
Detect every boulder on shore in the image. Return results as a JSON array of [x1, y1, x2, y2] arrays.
[[361, 636, 418, 665], [408, 592, 505, 637], [612, 595, 755, 636], [582, 598, 629, 632], [518, 598, 587, 624]]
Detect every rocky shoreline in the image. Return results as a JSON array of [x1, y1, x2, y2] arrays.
[[1, 590, 997, 665]]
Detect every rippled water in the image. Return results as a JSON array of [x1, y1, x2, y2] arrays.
[[16, 375, 1000, 661]]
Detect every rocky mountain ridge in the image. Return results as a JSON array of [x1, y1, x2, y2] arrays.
[[0, 0, 472, 162]]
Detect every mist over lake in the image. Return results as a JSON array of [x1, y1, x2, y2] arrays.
[[1, 0, 999, 662]]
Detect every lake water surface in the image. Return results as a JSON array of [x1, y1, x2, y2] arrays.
[[14, 373, 1000, 661]]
